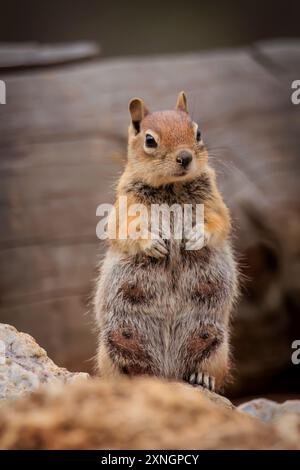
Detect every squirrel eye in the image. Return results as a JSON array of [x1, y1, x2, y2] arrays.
[[145, 133, 157, 148], [196, 129, 202, 142]]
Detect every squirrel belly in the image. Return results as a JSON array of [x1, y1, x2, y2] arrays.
[[94, 92, 238, 393], [94, 241, 238, 392]]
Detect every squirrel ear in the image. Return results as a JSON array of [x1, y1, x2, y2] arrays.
[[175, 91, 188, 113], [129, 98, 149, 133]]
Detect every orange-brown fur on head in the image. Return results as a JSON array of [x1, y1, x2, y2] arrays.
[[126, 92, 208, 187]]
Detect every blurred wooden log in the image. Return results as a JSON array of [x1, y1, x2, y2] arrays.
[[0, 40, 299, 392], [0, 42, 101, 71]]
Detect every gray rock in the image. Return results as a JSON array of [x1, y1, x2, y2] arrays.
[[0, 323, 89, 400], [238, 398, 300, 423]]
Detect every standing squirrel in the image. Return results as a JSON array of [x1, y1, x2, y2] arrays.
[[94, 92, 238, 392]]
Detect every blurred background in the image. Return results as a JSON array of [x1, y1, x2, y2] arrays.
[[1, 0, 300, 57], [0, 0, 299, 400]]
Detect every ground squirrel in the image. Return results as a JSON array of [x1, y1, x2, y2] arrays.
[[94, 92, 238, 392]]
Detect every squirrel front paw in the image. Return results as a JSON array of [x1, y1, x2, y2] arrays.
[[143, 235, 168, 259], [185, 225, 215, 251], [187, 372, 215, 392], [185, 224, 206, 251]]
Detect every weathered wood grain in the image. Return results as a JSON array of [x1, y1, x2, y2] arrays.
[[0, 42, 101, 71], [254, 39, 300, 76], [0, 49, 286, 144], [0, 242, 97, 303]]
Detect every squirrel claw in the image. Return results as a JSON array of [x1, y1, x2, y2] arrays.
[[144, 237, 168, 259], [185, 225, 206, 251], [188, 372, 215, 392]]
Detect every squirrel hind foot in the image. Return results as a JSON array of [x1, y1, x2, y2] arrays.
[[186, 372, 215, 392]]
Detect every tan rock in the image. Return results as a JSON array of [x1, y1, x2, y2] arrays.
[[1, 322, 299, 450], [0, 323, 89, 400], [0, 377, 299, 450]]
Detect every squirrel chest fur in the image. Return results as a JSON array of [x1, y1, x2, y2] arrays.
[[94, 92, 238, 392]]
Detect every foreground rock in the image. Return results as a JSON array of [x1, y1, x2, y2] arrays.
[[1, 322, 300, 449], [0, 377, 300, 450], [0, 324, 89, 400]]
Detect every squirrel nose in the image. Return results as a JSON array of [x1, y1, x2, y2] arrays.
[[176, 151, 193, 169]]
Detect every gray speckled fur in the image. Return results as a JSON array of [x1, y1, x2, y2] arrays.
[[94, 178, 238, 386]]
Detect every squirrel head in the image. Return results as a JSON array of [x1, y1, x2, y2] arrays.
[[127, 92, 208, 186]]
